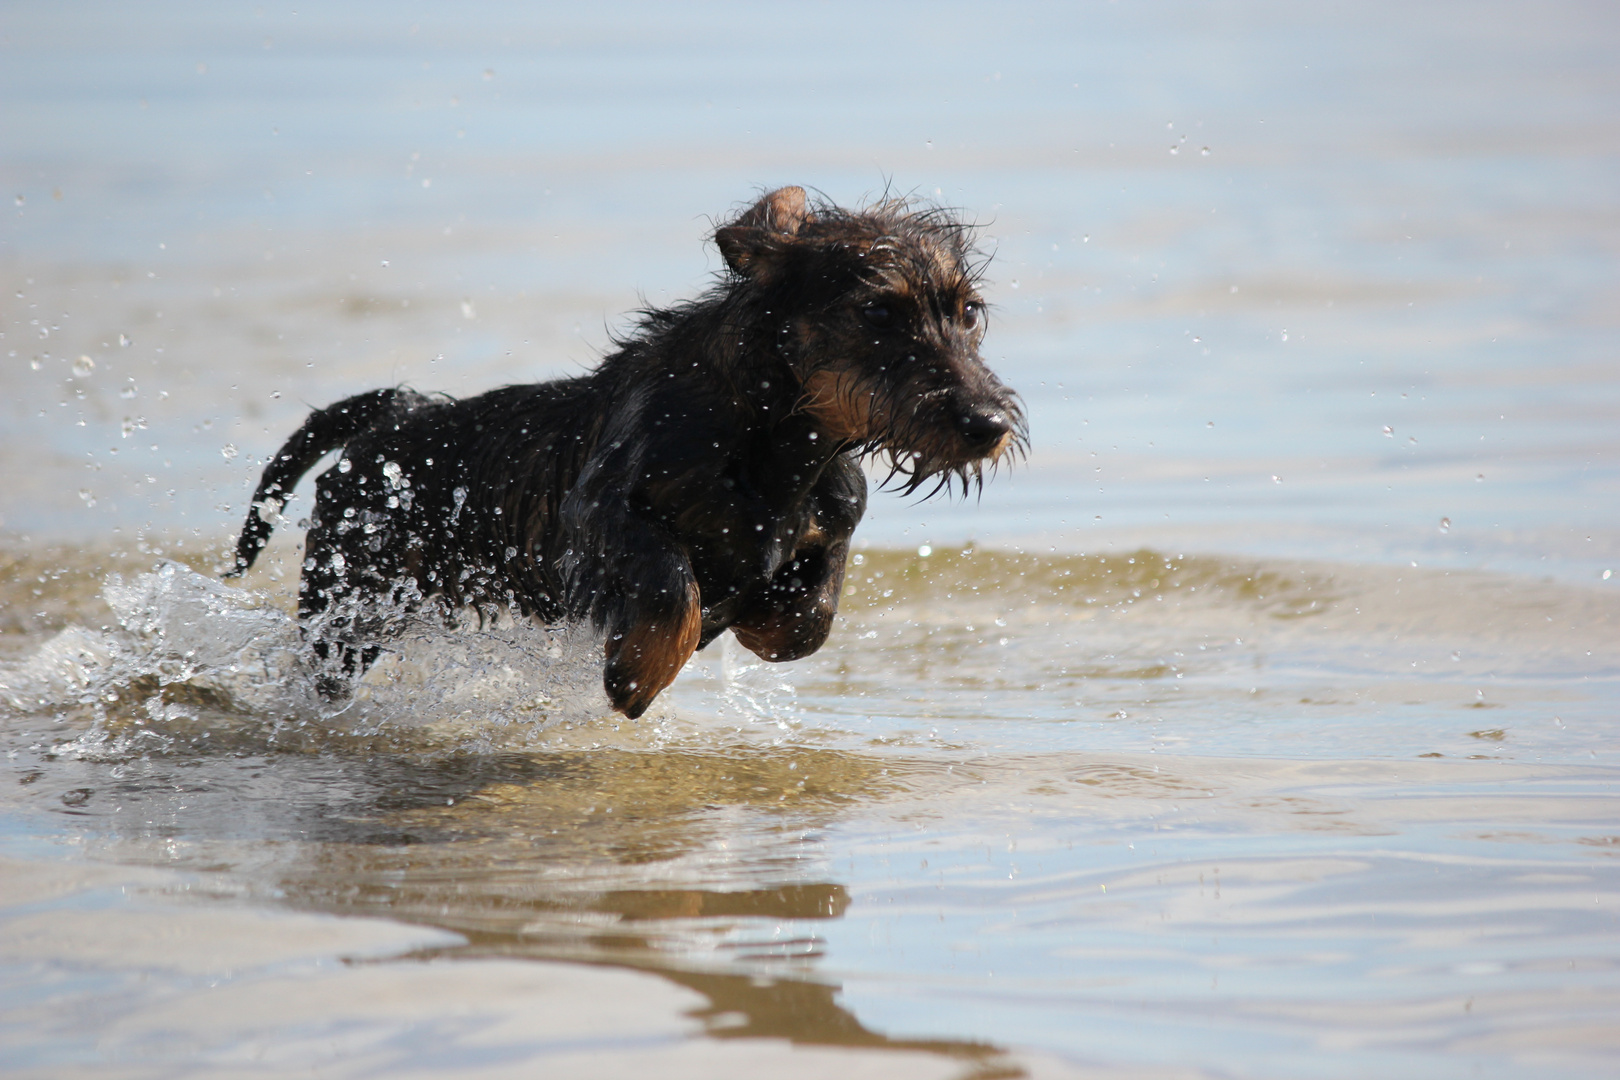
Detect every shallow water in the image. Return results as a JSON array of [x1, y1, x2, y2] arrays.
[[2, 543, 1617, 1077], [4, 1, 1620, 1077]]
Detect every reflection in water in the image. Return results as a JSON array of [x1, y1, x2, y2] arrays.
[[4, 705, 1017, 1071], [284, 756, 1010, 1072]]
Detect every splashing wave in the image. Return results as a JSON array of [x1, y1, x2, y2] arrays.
[[0, 561, 616, 751]]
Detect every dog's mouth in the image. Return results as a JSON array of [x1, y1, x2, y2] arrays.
[[874, 391, 1026, 498], [797, 370, 1026, 496]]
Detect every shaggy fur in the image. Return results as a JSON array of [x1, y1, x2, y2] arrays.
[[229, 187, 1024, 717]]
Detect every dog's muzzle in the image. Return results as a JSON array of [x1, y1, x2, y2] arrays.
[[956, 409, 1014, 457]]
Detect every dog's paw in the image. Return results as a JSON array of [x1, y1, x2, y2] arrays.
[[602, 584, 701, 718]]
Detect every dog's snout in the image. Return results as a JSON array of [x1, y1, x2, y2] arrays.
[[957, 409, 1012, 451]]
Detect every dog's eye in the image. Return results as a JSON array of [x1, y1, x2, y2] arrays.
[[861, 303, 894, 329], [961, 302, 985, 331]]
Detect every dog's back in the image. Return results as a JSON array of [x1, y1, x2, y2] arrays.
[[289, 378, 606, 625]]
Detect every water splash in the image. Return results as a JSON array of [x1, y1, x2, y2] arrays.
[[716, 631, 800, 730], [0, 561, 617, 754]]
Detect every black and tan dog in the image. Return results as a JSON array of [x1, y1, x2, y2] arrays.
[[228, 187, 1024, 717]]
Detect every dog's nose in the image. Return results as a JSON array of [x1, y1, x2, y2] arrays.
[[957, 410, 1012, 451]]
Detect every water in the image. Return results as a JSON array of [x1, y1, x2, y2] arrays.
[[3, 2, 1619, 1077]]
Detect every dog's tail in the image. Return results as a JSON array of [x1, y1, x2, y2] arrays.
[[225, 388, 404, 577]]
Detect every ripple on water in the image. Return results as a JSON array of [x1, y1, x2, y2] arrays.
[[1, 541, 1618, 1078]]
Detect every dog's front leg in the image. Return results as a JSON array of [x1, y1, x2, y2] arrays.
[[731, 454, 867, 663], [560, 441, 705, 719], [576, 546, 702, 719], [730, 530, 851, 662], [577, 529, 701, 719], [600, 570, 702, 719]]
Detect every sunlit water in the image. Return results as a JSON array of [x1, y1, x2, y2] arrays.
[[3, 2, 1620, 1078]]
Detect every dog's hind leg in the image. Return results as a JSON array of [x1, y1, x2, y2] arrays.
[[296, 522, 383, 699], [294, 460, 420, 699]]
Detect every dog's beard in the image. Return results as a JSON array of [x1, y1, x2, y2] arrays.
[[799, 369, 1025, 499], [863, 392, 1027, 500]]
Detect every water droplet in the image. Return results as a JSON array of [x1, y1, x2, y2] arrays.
[[1382, 425, 1394, 437], [78, 488, 95, 506], [1201, 146, 1211, 156], [221, 443, 237, 460], [1603, 569, 1612, 580], [504, 546, 518, 560], [119, 333, 130, 347], [1169, 145, 1179, 155], [1475, 473, 1485, 482], [383, 460, 404, 487], [1439, 517, 1451, 533], [72, 355, 95, 377], [119, 381, 138, 399], [338, 458, 352, 473], [917, 544, 932, 557], [460, 299, 476, 320], [1271, 475, 1282, 484]]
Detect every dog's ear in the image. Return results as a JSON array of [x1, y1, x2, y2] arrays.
[[714, 186, 813, 276]]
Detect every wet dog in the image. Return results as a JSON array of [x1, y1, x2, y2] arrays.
[[228, 187, 1024, 717]]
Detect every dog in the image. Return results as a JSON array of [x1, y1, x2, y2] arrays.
[[228, 187, 1024, 717]]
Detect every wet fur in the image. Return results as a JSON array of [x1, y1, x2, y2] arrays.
[[229, 187, 1024, 717]]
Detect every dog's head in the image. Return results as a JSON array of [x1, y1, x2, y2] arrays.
[[715, 186, 1026, 495]]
